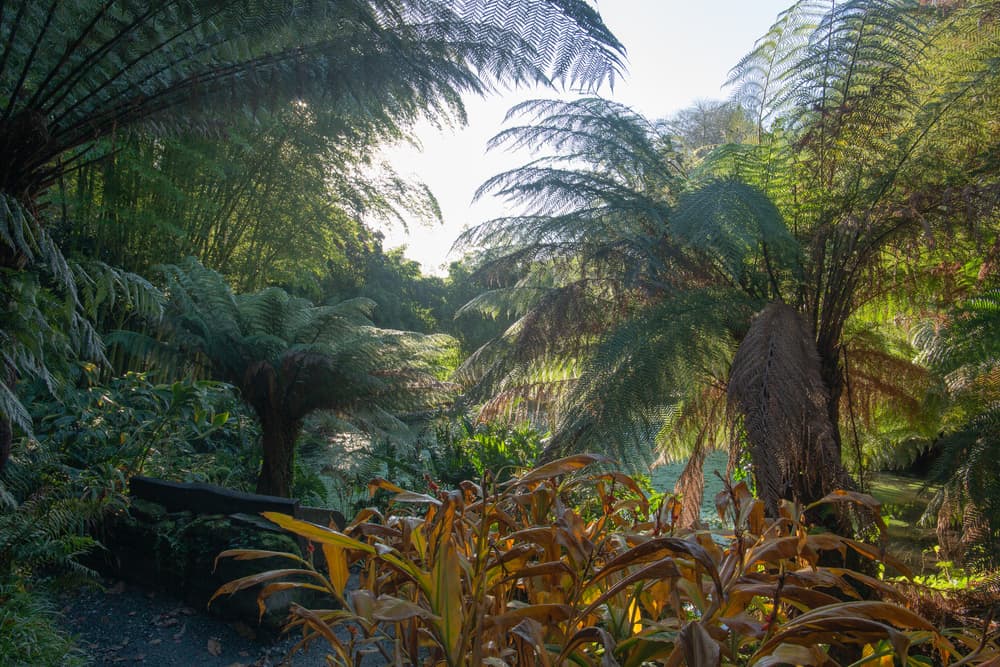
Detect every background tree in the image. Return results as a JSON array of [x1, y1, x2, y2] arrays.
[[457, 0, 1000, 519], [114, 258, 454, 497], [51, 104, 443, 295], [662, 99, 754, 156]]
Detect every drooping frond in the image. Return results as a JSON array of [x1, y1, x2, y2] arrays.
[[786, 0, 929, 173], [453, 0, 626, 90], [919, 289, 1000, 376], [841, 324, 930, 430], [548, 288, 752, 467], [670, 178, 801, 296], [455, 272, 613, 412], [0, 0, 624, 202], [727, 302, 855, 512], [486, 98, 672, 182]]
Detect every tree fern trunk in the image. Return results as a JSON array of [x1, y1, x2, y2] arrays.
[[256, 413, 299, 498], [728, 303, 856, 515]]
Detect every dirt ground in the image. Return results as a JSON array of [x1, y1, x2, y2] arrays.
[[57, 579, 333, 667]]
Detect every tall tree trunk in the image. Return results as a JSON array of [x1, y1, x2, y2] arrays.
[[0, 360, 16, 474], [728, 303, 856, 515], [255, 413, 300, 498]]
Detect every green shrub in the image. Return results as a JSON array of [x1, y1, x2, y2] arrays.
[[24, 370, 259, 486]]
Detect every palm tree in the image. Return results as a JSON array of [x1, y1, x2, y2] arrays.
[[457, 0, 1000, 520], [114, 258, 453, 497], [0, 0, 625, 472]]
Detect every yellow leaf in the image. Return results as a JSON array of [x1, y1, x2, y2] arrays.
[[430, 539, 464, 664], [322, 544, 349, 598], [511, 454, 611, 486], [261, 512, 375, 554]]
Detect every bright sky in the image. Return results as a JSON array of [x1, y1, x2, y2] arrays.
[[381, 1, 792, 275]]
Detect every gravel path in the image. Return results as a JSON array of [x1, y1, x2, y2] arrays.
[[58, 579, 333, 666]]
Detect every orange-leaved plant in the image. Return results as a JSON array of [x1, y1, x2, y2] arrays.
[[212, 455, 998, 666]]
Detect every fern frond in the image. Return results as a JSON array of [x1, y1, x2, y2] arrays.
[[671, 178, 801, 295], [548, 288, 751, 467]]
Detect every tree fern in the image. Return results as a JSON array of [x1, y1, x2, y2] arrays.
[[112, 257, 456, 496]]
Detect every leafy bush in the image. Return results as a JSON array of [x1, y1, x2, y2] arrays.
[[294, 415, 542, 517], [0, 439, 123, 582], [24, 370, 259, 487], [215, 456, 998, 665], [428, 418, 542, 486]]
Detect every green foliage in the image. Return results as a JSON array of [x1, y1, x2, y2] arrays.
[[324, 245, 450, 333], [112, 257, 456, 496], [429, 418, 542, 486], [0, 216, 160, 456], [914, 288, 1000, 568], [0, 436, 124, 582], [0, 583, 87, 667], [52, 107, 441, 296], [23, 371, 258, 486]]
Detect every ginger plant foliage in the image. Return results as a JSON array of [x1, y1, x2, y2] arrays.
[[214, 456, 997, 665]]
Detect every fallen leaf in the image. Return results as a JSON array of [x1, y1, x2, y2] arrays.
[[148, 639, 162, 646], [207, 638, 222, 656]]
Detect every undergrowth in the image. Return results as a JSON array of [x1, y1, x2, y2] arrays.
[[215, 455, 999, 666]]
